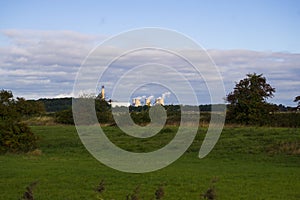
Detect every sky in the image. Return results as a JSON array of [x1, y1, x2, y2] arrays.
[[0, 0, 300, 106]]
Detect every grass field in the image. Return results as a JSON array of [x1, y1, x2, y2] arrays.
[[0, 126, 300, 199]]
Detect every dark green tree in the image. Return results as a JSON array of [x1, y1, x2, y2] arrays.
[[226, 73, 276, 125], [0, 90, 18, 121], [16, 98, 45, 117], [294, 96, 300, 109], [0, 90, 38, 153], [95, 99, 113, 124], [57, 98, 114, 125]]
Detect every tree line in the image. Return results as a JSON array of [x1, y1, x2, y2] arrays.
[[1, 73, 299, 153], [54, 73, 299, 127]]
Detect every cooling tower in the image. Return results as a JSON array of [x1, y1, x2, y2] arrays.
[[155, 97, 164, 106], [145, 98, 151, 106], [132, 98, 141, 107]]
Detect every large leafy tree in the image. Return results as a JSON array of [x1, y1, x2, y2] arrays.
[[226, 73, 275, 125], [0, 90, 38, 153]]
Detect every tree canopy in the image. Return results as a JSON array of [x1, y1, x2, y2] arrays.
[[226, 73, 276, 125], [294, 96, 300, 109]]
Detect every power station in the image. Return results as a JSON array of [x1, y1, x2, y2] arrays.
[[99, 85, 169, 107], [132, 98, 141, 107], [155, 97, 164, 106]]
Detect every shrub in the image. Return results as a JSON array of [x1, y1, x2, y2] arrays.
[[55, 109, 74, 125], [0, 90, 38, 153], [0, 121, 38, 153]]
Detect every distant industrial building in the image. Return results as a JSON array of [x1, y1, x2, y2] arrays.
[[100, 85, 105, 100], [132, 96, 165, 107], [132, 98, 141, 107], [145, 98, 151, 106], [155, 97, 164, 106], [98, 85, 168, 107]]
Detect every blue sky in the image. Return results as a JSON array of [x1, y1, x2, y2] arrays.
[[1, 0, 300, 52], [0, 1, 300, 106]]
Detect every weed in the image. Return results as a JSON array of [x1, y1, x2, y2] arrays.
[[202, 177, 218, 200], [96, 180, 105, 194], [155, 185, 164, 199], [126, 185, 140, 200], [20, 181, 38, 200], [202, 188, 216, 200]]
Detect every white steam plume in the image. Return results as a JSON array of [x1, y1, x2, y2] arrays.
[[162, 91, 171, 99]]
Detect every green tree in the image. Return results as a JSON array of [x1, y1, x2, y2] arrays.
[[57, 98, 114, 125], [0, 90, 37, 153], [0, 90, 18, 121], [226, 73, 276, 125], [294, 96, 300, 109], [95, 99, 113, 124], [16, 98, 45, 117]]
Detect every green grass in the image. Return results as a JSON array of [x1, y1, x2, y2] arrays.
[[0, 126, 300, 199]]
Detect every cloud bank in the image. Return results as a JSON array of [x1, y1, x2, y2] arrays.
[[0, 29, 299, 106]]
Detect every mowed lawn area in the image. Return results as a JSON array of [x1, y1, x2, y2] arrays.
[[1, 126, 300, 199]]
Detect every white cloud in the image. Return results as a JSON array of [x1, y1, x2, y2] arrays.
[[0, 29, 106, 99], [207, 49, 300, 105], [0, 29, 299, 106]]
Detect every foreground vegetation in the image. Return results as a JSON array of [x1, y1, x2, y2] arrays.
[[0, 126, 299, 199], [0, 90, 43, 153]]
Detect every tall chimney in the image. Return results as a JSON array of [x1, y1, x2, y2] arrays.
[[101, 85, 105, 100]]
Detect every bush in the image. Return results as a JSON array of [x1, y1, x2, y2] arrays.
[[266, 112, 300, 127], [0, 121, 37, 153], [0, 90, 38, 153], [55, 109, 74, 125]]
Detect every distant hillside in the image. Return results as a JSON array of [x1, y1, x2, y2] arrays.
[[37, 98, 72, 112]]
